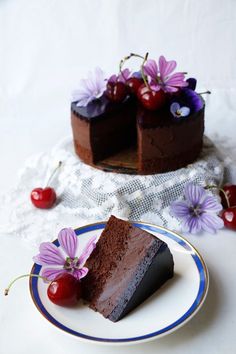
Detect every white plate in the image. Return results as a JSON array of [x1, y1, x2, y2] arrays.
[[30, 221, 209, 345]]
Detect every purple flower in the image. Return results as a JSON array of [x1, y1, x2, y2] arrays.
[[143, 55, 188, 93], [108, 68, 131, 83], [186, 78, 197, 91], [171, 183, 224, 234], [72, 67, 106, 107], [33, 228, 97, 281], [181, 88, 203, 112], [170, 102, 190, 118]]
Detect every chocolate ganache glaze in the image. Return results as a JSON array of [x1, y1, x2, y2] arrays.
[[82, 215, 174, 322]]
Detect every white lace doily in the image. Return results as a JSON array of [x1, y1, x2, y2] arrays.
[[0, 136, 229, 246]]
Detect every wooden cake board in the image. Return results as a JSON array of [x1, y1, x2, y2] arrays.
[[96, 146, 138, 174]]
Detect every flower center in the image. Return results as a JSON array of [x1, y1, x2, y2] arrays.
[[176, 110, 182, 117], [190, 205, 202, 217], [63, 257, 80, 271]]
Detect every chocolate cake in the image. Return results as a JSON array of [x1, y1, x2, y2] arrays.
[[71, 54, 205, 174], [82, 215, 174, 322]]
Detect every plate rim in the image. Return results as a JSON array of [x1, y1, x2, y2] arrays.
[[29, 221, 209, 345]]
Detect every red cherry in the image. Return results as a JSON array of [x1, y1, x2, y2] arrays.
[[30, 187, 56, 209], [47, 273, 81, 307], [137, 84, 167, 110], [220, 185, 236, 209], [126, 77, 143, 95], [106, 81, 127, 102], [221, 207, 236, 231]]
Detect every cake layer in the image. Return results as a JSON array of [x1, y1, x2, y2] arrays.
[[137, 105, 205, 174], [82, 215, 174, 322], [71, 96, 137, 164]]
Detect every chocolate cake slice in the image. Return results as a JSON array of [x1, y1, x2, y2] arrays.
[[82, 215, 174, 322]]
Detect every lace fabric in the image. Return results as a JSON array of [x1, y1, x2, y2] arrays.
[[0, 136, 229, 246]]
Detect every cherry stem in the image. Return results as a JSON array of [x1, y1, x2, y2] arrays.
[[140, 52, 150, 89], [119, 52, 145, 82], [45, 161, 62, 187], [198, 90, 211, 95], [205, 185, 230, 208], [4, 274, 49, 296]]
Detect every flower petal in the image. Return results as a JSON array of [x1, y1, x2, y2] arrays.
[[72, 267, 89, 280], [179, 106, 190, 117], [143, 59, 158, 79], [188, 216, 203, 234], [58, 228, 78, 258], [71, 67, 106, 107], [170, 102, 180, 116], [185, 183, 206, 205], [118, 68, 131, 83], [201, 195, 223, 213], [41, 268, 67, 282], [33, 242, 65, 266], [159, 55, 176, 79], [165, 72, 188, 87], [170, 200, 190, 218], [200, 213, 224, 233], [78, 236, 97, 266]]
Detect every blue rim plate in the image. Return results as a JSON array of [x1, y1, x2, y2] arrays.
[[29, 221, 209, 345]]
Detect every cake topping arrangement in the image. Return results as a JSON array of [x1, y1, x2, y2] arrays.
[[71, 52, 204, 115]]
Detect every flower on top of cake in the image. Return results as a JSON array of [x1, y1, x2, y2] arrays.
[[71, 52, 209, 116]]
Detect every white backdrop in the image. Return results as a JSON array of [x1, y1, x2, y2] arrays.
[[1, 0, 236, 190], [1, 2, 236, 354]]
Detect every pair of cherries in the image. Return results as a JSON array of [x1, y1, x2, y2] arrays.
[[220, 185, 236, 230], [106, 77, 166, 111]]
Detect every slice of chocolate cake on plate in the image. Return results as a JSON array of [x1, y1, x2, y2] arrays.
[[82, 215, 174, 322]]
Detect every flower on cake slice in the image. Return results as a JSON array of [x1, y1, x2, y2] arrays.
[[171, 183, 224, 234], [33, 228, 97, 281]]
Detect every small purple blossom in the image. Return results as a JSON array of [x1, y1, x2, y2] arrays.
[[33, 228, 97, 281], [144, 55, 188, 93], [108, 68, 131, 83], [72, 67, 106, 107], [170, 183, 224, 234], [170, 102, 190, 118], [186, 78, 197, 91], [181, 88, 203, 112]]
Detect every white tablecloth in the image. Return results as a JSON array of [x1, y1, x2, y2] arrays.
[[1, 1, 236, 353]]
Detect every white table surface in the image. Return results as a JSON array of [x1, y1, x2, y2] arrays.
[[1, 1, 236, 353]]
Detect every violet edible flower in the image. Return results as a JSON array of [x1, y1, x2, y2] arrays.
[[170, 183, 224, 234], [181, 88, 204, 112], [170, 102, 190, 118], [108, 68, 131, 83], [143, 55, 188, 93], [72, 67, 106, 107], [33, 228, 97, 281]]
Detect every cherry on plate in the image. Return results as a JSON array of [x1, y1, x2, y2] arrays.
[[47, 273, 81, 307]]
